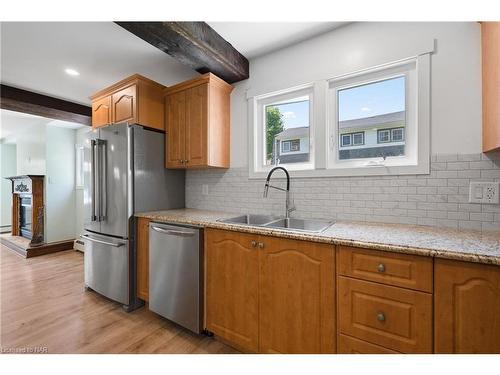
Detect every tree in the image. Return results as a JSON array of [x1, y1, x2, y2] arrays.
[[265, 106, 284, 163]]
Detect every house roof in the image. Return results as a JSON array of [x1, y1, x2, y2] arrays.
[[275, 126, 309, 139], [339, 111, 405, 130]]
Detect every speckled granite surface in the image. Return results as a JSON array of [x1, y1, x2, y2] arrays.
[[136, 208, 500, 266]]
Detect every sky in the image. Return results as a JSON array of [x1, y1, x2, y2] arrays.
[[269, 76, 406, 129]]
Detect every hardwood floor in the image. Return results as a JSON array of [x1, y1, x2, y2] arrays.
[[0, 244, 238, 354]]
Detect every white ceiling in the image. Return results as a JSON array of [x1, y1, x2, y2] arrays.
[[208, 22, 348, 59], [0, 109, 83, 144], [1, 22, 347, 107], [0, 22, 198, 105]]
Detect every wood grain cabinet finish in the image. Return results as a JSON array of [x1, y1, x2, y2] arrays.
[[338, 246, 433, 292], [434, 259, 500, 353], [90, 74, 165, 131], [164, 73, 232, 169], [259, 237, 335, 354], [338, 334, 399, 354], [204, 229, 335, 354], [136, 217, 150, 301], [482, 22, 500, 152], [338, 276, 433, 353], [91, 95, 111, 128], [205, 229, 260, 353]]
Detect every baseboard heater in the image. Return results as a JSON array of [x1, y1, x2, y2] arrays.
[[74, 239, 85, 252]]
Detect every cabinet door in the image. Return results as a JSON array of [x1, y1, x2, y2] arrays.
[[435, 259, 500, 353], [338, 334, 399, 354], [92, 96, 111, 128], [165, 91, 186, 168], [136, 217, 150, 301], [185, 83, 208, 168], [112, 84, 137, 124], [205, 229, 259, 353], [259, 237, 335, 353]]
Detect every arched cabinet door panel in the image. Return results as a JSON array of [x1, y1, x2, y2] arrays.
[[92, 96, 111, 128], [435, 259, 500, 353], [112, 84, 137, 124]]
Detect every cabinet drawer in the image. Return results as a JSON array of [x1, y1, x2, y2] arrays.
[[338, 246, 433, 292], [338, 334, 399, 354], [338, 276, 432, 353]]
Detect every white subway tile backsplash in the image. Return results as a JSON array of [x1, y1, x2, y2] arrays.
[[186, 153, 500, 233]]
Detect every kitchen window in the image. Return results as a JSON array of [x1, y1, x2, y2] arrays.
[[251, 85, 314, 174], [249, 54, 430, 178]]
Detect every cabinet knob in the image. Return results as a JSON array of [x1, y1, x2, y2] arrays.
[[258, 242, 264, 249], [377, 263, 386, 273], [377, 312, 386, 322], [251, 240, 257, 248]]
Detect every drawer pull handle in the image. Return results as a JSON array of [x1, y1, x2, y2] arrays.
[[251, 240, 257, 248], [258, 242, 265, 249], [377, 263, 386, 273], [377, 313, 386, 322]]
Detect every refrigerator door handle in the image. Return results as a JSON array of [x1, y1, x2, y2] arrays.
[[90, 139, 98, 222], [80, 234, 124, 247], [99, 140, 107, 221]]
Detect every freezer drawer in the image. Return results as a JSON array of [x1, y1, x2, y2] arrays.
[[149, 222, 201, 334], [82, 232, 129, 305]]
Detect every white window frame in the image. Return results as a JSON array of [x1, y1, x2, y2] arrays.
[[282, 140, 291, 152], [352, 132, 364, 146], [250, 84, 315, 177], [378, 129, 391, 143], [327, 56, 430, 176], [391, 127, 405, 142], [340, 134, 352, 147], [248, 54, 430, 178]]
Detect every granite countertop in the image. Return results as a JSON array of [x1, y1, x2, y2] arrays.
[[136, 208, 500, 266]]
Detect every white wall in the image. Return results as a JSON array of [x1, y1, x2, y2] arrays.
[[0, 144, 17, 230], [228, 22, 482, 168], [15, 125, 46, 175], [44, 123, 76, 242], [75, 126, 91, 239]]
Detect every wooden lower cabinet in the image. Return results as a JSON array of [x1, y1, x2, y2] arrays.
[[205, 229, 260, 353], [338, 276, 433, 353], [338, 334, 399, 354], [434, 259, 500, 353], [136, 217, 150, 301], [259, 237, 335, 353], [204, 229, 335, 353]]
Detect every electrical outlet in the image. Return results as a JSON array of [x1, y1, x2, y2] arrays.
[[469, 181, 500, 204], [202, 184, 209, 196]]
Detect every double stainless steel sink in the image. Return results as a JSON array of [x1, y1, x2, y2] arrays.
[[218, 214, 333, 233]]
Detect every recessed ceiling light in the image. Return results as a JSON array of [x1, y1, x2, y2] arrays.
[[65, 68, 80, 76]]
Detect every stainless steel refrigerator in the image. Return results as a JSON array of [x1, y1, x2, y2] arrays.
[[81, 124, 185, 311]]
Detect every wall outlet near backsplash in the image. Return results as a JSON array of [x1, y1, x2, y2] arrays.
[[469, 181, 500, 204]]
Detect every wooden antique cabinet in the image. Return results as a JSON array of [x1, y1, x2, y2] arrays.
[[164, 73, 233, 169], [90, 74, 166, 131], [204, 228, 335, 354]]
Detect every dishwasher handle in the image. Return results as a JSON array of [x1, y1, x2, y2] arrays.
[[151, 225, 196, 237]]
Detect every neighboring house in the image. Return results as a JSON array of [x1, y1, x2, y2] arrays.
[[273, 126, 310, 164], [338, 110, 406, 160]]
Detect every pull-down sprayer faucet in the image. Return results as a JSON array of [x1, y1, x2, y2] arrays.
[[263, 166, 295, 219]]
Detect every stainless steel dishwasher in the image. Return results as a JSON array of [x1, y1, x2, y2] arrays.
[[149, 222, 202, 334]]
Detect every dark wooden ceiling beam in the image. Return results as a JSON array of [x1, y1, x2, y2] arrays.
[[0, 84, 92, 126], [115, 22, 249, 84]]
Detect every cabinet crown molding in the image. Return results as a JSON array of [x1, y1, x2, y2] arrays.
[[90, 74, 166, 100], [164, 73, 233, 96]]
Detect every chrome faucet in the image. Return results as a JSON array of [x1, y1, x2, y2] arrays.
[[263, 166, 295, 219]]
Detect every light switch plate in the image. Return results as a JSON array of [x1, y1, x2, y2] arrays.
[[469, 181, 500, 204]]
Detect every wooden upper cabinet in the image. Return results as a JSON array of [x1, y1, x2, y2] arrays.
[[482, 22, 500, 152], [205, 229, 260, 353], [164, 73, 233, 169], [90, 74, 165, 131], [112, 84, 137, 124], [435, 259, 500, 353], [92, 95, 111, 128], [165, 91, 187, 168], [259, 236, 336, 354]]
